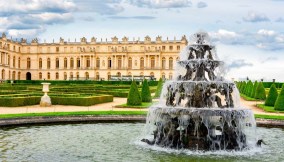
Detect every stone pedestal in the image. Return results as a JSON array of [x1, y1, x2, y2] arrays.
[[40, 83, 52, 107]]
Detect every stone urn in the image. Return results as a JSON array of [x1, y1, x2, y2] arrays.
[[40, 83, 52, 107]]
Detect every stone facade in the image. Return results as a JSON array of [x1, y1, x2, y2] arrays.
[[0, 33, 187, 81]]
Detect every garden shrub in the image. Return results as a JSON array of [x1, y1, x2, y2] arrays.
[[154, 78, 163, 98], [255, 82, 266, 100], [265, 84, 278, 106], [245, 80, 253, 96], [0, 96, 41, 107], [274, 84, 284, 111], [141, 79, 152, 102], [250, 81, 258, 98], [127, 81, 142, 106]]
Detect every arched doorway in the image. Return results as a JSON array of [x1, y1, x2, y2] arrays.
[[26, 72, 31, 80]]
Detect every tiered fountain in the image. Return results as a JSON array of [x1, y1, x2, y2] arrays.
[[142, 32, 256, 151]]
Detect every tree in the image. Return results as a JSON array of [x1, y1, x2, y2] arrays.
[[154, 78, 163, 98], [250, 81, 258, 98], [254, 82, 266, 100], [141, 79, 152, 102], [241, 81, 247, 94], [274, 84, 284, 111], [127, 81, 142, 106], [264, 84, 278, 106], [245, 80, 253, 96]]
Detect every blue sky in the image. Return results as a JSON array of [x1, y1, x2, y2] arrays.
[[1, 0, 284, 81]]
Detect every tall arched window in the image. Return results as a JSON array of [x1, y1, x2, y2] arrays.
[[150, 56, 155, 68], [85, 72, 89, 80], [86, 57, 91, 68], [47, 58, 50, 69], [17, 72, 21, 80], [47, 72, 50, 80], [150, 72, 154, 77], [39, 72, 42, 80], [107, 72, 111, 80], [128, 57, 132, 69], [107, 57, 111, 69], [162, 72, 166, 80], [12, 71, 15, 80], [27, 57, 31, 69], [18, 57, 21, 68], [77, 58, 80, 68], [162, 57, 166, 69], [96, 57, 100, 68], [56, 72, 59, 80], [64, 72, 67, 80], [96, 72, 99, 80], [70, 57, 74, 69], [39, 58, 42, 69], [117, 57, 122, 69], [140, 57, 144, 69], [56, 58, 59, 69], [169, 72, 173, 80], [7, 55, 10, 65], [169, 57, 173, 70], [64, 57, 67, 69], [76, 72, 79, 80], [70, 72, 73, 80], [13, 56, 15, 67], [1, 69, 5, 80], [117, 72, 121, 77]]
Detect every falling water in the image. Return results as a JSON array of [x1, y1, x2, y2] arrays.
[[142, 32, 256, 151]]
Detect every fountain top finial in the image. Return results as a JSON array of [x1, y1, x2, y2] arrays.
[[190, 32, 210, 45]]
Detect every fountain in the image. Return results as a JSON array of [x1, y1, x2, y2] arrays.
[[142, 32, 256, 151]]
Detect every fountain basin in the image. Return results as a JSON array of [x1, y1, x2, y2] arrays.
[[0, 123, 283, 161]]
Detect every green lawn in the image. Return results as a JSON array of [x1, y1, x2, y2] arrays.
[[240, 94, 260, 101], [0, 111, 148, 119], [255, 114, 284, 120], [257, 104, 284, 113], [115, 102, 156, 108]]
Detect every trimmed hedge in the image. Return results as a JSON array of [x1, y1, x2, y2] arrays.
[[0, 95, 113, 107], [265, 84, 278, 106], [255, 82, 266, 100], [51, 95, 113, 106], [0, 96, 41, 107], [275, 84, 284, 111], [141, 79, 152, 102], [154, 78, 163, 98], [251, 81, 258, 98], [127, 81, 142, 106]]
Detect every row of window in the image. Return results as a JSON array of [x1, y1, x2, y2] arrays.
[[26, 45, 181, 53], [31, 57, 177, 69]]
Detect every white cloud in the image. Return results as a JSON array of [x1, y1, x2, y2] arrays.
[[209, 29, 242, 44], [257, 29, 275, 37], [197, 2, 207, 8], [242, 11, 270, 22], [0, 0, 76, 40], [129, 0, 192, 8]]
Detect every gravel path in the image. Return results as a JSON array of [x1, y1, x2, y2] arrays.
[[0, 97, 283, 116]]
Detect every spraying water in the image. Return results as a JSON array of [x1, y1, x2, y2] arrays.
[[142, 32, 256, 151]]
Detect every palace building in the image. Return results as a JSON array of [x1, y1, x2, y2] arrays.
[[0, 33, 187, 81]]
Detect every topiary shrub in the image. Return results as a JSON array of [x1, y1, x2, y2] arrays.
[[250, 81, 258, 98], [245, 80, 253, 96], [265, 84, 278, 106], [254, 82, 266, 100], [274, 84, 284, 111], [127, 81, 142, 106], [141, 79, 152, 102], [154, 78, 163, 98]]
